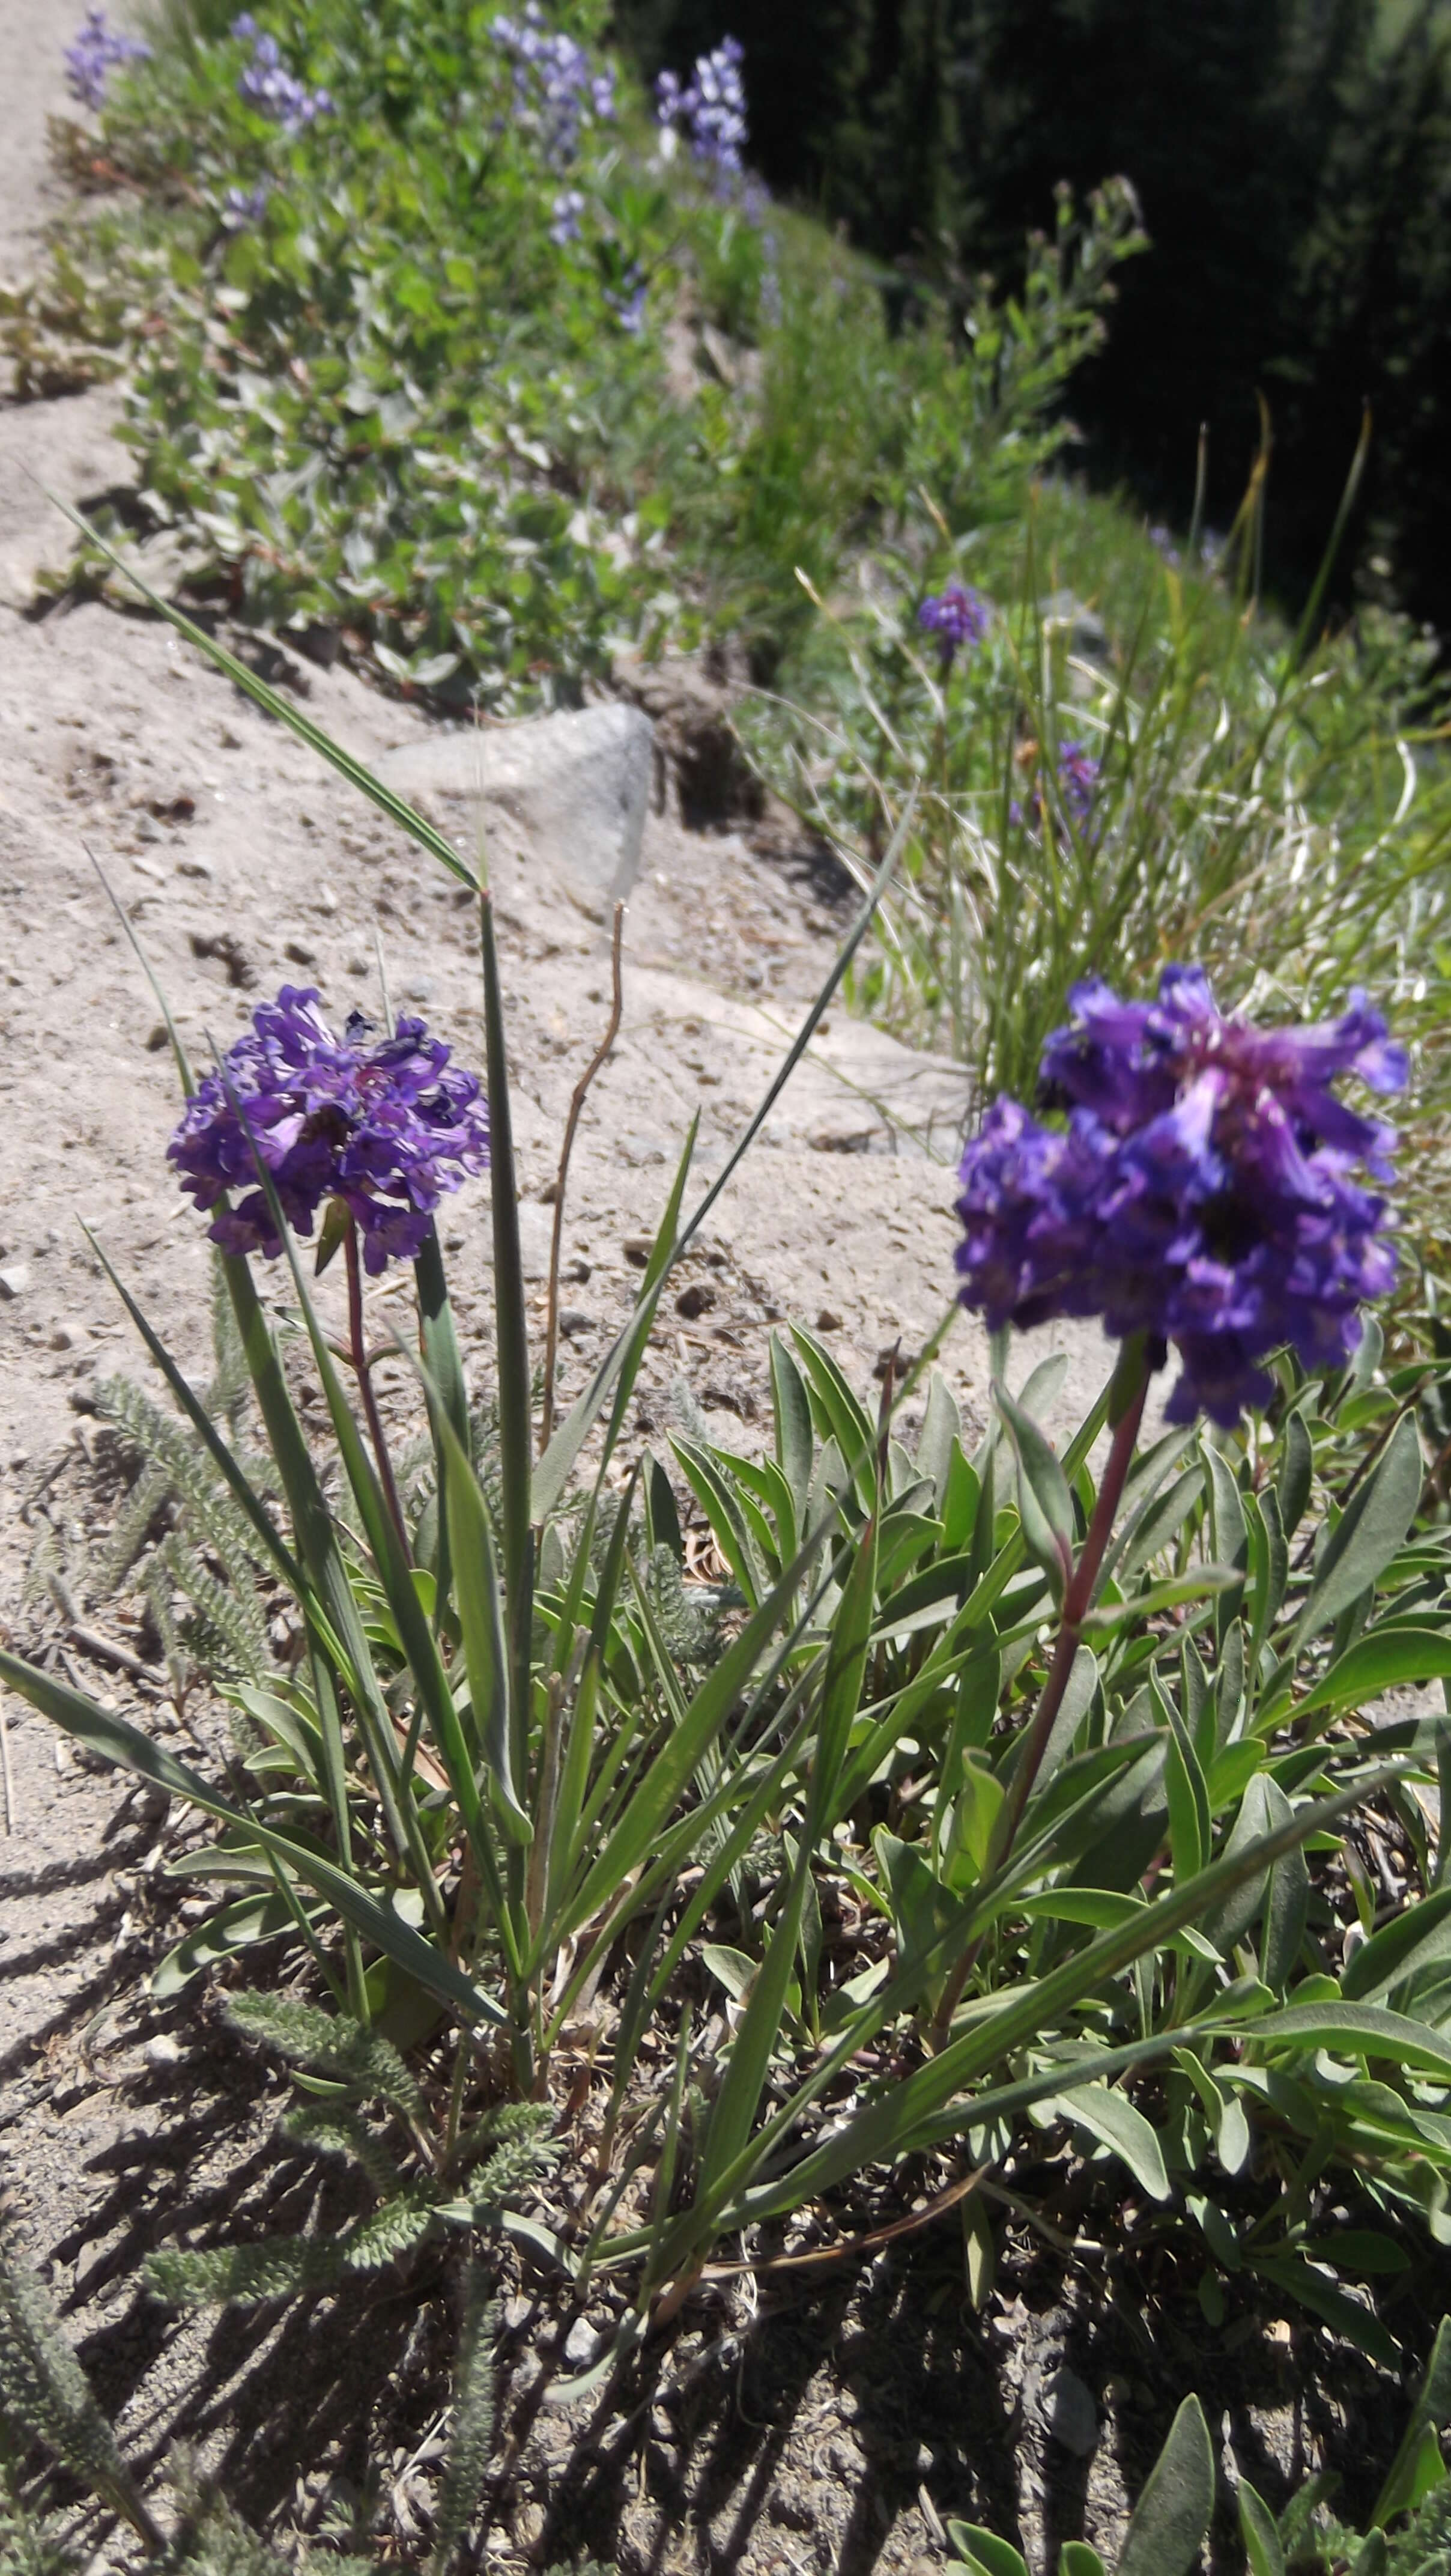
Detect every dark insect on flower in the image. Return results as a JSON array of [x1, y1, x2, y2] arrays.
[[64, 6, 151, 112], [169, 986, 489, 1274], [955, 967, 1405, 1426], [916, 581, 990, 672]]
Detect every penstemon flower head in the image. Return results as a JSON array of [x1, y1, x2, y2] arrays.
[[955, 967, 1405, 1425], [169, 988, 489, 1274], [917, 580, 990, 672]]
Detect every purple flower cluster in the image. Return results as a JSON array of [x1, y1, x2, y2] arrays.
[[605, 264, 647, 334], [169, 988, 490, 1275], [956, 967, 1404, 1426], [492, 4, 615, 166], [917, 580, 990, 672], [550, 186, 585, 246], [64, 7, 151, 112], [221, 178, 271, 232], [656, 37, 748, 176], [233, 16, 333, 131], [1056, 738, 1100, 828]]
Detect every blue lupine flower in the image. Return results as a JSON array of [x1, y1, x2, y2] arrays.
[[221, 178, 271, 231], [64, 7, 151, 111], [492, 4, 614, 165], [918, 581, 990, 670], [550, 187, 585, 246], [235, 20, 332, 129], [169, 989, 489, 1274], [955, 967, 1404, 1426], [656, 37, 748, 175], [606, 266, 647, 333]]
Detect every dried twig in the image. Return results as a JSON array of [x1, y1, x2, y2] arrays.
[[539, 901, 625, 1452], [0, 1695, 14, 1835]]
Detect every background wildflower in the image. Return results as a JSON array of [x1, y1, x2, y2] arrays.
[[64, 7, 150, 112], [655, 37, 748, 177], [917, 580, 990, 670]]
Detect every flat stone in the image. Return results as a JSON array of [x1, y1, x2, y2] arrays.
[[1041, 2365, 1099, 2456], [375, 701, 654, 905]]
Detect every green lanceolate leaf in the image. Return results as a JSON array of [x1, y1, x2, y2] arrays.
[[1116, 2395, 1214, 2576], [414, 1221, 470, 1626], [1297, 1620, 1451, 1720], [993, 1376, 1073, 1607], [1372, 2315, 1451, 2525], [1295, 1412, 1423, 1648], [1053, 2081, 1171, 2201], [435, 1396, 532, 1847]]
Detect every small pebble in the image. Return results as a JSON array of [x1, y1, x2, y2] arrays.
[[816, 1306, 843, 1331], [177, 857, 214, 879], [562, 2316, 604, 2365], [0, 1264, 31, 1300], [49, 1323, 78, 1351], [144, 2034, 183, 2070], [283, 937, 318, 967]]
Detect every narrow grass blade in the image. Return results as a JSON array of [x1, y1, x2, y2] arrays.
[[479, 892, 533, 1800], [413, 1222, 470, 1627]]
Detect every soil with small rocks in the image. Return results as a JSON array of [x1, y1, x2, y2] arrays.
[[0, 9, 1444, 2570]]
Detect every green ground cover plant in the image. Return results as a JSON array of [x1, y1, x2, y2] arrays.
[[3, 0, 1137, 702]]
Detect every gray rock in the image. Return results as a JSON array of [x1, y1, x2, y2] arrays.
[[375, 702, 653, 905], [1041, 2366, 1099, 2456], [562, 2316, 605, 2366], [0, 1264, 30, 1300]]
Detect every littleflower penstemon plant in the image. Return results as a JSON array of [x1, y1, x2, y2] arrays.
[[935, 965, 1405, 2020], [168, 988, 490, 1547]]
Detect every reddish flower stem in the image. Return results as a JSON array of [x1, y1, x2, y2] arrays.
[[345, 1216, 410, 1561], [932, 1357, 1151, 2046]]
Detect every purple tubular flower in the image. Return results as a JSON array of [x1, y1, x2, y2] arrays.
[[917, 580, 990, 671], [955, 968, 1405, 1427], [169, 988, 490, 1274], [64, 7, 151, 112]]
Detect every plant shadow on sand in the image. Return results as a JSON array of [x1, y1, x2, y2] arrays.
[[13, 1936, 1450, 2575]]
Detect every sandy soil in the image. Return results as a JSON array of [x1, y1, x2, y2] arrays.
[[0, 13, 1426, 2571]]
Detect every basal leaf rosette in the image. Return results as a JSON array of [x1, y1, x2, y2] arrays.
[[955, 965, 1405, 1424], [168, 986, 489, 1272]]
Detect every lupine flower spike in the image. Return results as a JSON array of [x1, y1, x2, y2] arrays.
[[956, 967, 1404, 1426], [234, 17, 333, 129], [64, 7, 150, 112], [169, 988, 490, 1272], [656, 38, 748, 176]]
